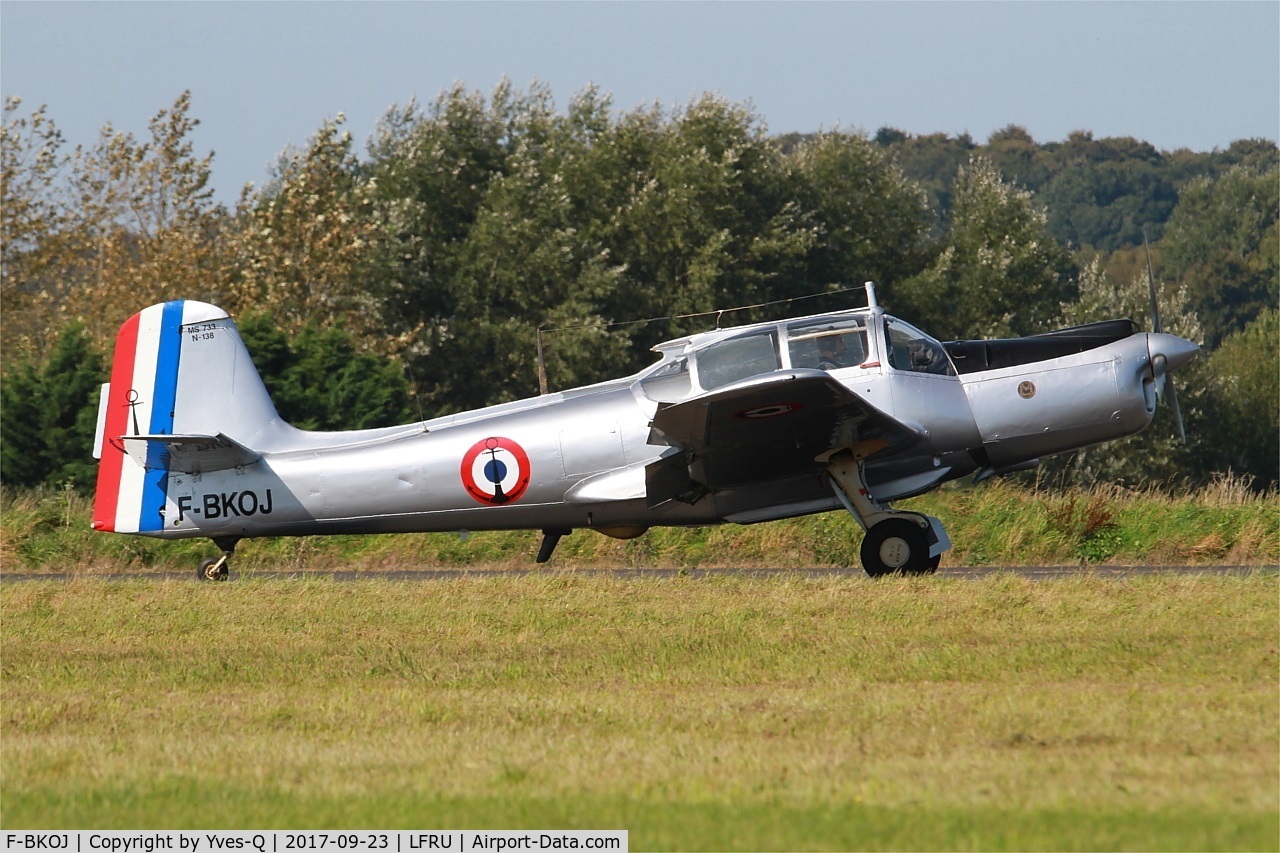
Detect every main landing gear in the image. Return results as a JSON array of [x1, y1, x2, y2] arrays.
[[825, 445, 950, 577], [197, 537, 239, 582], [536, 528, 572, 563]]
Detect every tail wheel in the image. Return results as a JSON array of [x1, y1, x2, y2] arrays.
[[197, 556, 229, 582], [860, 519, 937, 577]]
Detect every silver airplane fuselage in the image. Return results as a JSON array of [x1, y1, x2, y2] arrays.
[[91, 290, 1198, 575]]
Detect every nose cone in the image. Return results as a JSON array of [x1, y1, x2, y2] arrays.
[[1148, 333, 1200, 373]]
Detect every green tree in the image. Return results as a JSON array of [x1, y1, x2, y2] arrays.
[[874, 129, 975, 237], [1194, 309, 1279, 489], [440, 141, 629, 404], [366, 84, 864, 412], [1161, 163, 1279, 348], [62, 91, 228, 347], [1038, 151, 1177, 251], [365, 81, 524, 350], [896, 156, 1076, 340], [234, 313, 413, 430], [984, 125, 1053, 190], [872, 128, 1275, 257], [3, 94, 236, 362], [1059, 255, 1202, 342], [230, 114, 382, 339], [367, 82, 630, 410], [1, 96, 72, 360], [0, 322, 105, 489], [790, 131, 931, 299], [588, 94, 819, 354]]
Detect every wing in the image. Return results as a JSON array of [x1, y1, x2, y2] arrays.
[[645, 369, 925, 507]]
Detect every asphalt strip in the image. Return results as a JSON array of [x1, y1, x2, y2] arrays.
[[1, 565, 1271, 583]]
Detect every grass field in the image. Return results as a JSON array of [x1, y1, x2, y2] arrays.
[[2, 478, 1277, 573], [3, 572, 1276, 850]]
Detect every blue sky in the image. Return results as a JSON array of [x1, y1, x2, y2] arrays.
[[3, 1, 1277, 205]]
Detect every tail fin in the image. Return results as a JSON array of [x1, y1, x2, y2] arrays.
[[92, 301, 280, 533]]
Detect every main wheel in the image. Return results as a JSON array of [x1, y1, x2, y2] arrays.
[[197, 556, 229, 582], [860, 518, 936, 577]]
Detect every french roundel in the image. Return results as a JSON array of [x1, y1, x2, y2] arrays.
[[734, 402, 805, 419], [460, 436, 531, 506]]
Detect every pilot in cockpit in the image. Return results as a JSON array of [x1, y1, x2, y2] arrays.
[[817, 333, 848, 371]]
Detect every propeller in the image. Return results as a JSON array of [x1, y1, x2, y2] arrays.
[[1144, 230, 1189, 443]]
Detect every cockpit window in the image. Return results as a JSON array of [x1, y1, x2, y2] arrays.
[[786, 316, 868, 371], [695, 331, 781, 390], [885, 317, 955, 376]]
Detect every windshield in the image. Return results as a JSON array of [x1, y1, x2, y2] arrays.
[[884, 317, 955, 376]]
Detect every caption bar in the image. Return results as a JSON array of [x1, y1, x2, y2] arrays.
[[3, 834, 626, 853]]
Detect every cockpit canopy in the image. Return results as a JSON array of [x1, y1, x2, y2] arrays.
[[637, 311, 954, 402]]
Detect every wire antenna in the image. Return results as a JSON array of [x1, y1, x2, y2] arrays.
[[534, 284, 869, 394], [537, 283, 867, 336]]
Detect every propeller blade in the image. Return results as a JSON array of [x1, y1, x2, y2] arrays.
[[1144, 229, 1163, 335], [1165, 376, 1187, 444]]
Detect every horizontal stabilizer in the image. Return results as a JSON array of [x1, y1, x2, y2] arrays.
[[120, 433, 261, 474]]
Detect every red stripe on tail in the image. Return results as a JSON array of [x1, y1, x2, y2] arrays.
[[91, 313, 141, 532]]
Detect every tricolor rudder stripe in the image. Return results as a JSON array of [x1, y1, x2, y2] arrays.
[[92, 301, 202, 534]]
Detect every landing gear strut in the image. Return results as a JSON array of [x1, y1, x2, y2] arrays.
[[536, 528, 572, 563], [826, 444, 949, 577], [197, 537, 239, 582]]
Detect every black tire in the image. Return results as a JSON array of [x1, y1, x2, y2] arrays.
[[197, 557, 229, 582], [860, 518, 934, 577]]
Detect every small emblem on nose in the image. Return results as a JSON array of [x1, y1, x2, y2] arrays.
[[1018, 381, 1036, 399]]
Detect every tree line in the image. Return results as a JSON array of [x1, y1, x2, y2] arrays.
[[2, 83, 1276, 493]]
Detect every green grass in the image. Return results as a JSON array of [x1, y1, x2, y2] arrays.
[[2, 574, 1276, 849], [2, 480, 1277, 573]]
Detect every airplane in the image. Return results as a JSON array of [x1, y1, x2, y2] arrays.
[[90, 283, 1199, 579]]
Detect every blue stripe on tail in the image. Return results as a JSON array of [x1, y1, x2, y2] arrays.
[[138, 301, 186, 532]]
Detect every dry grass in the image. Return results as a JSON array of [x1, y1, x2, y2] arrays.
[[2, 478, 1277, 574]]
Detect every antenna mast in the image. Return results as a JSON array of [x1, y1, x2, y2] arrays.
[[536, 328, 549, 396]]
